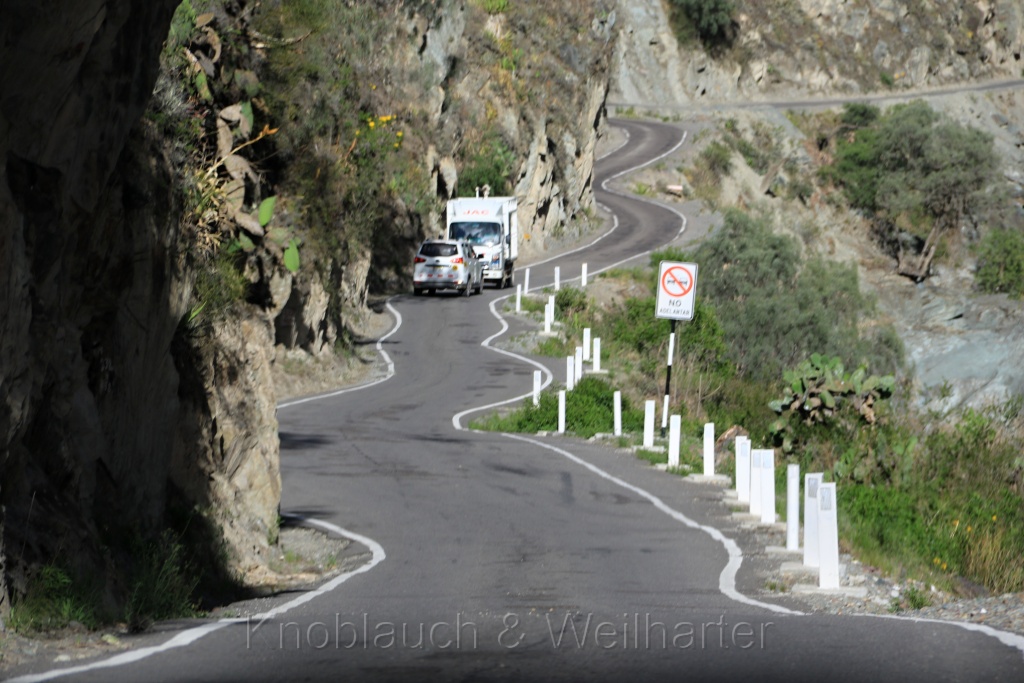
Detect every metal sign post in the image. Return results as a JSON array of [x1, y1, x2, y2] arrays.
[[654, 261, 698, 437]]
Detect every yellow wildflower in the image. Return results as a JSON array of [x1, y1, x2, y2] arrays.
[[368, 120, 375, 129]]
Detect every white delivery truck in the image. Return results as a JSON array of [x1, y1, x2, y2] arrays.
[[445, 193, 519, 289]]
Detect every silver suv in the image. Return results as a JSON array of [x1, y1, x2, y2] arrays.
[[412, 239, 485, 296]]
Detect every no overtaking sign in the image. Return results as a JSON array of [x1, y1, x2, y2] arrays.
[[655, 261, 697, 321]]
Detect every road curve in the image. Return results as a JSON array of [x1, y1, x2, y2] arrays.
[[8, 120, 1023, 683]]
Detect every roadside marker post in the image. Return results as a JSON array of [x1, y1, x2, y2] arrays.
[[592, 338, 602, 372], [654, 261, 697, 439], [818, 483, 840, 589], [581, 263, 588, 288], [574, 347, 583, 383], [736, 436, 751, 503], [668, 415, 681, 468], [703, 422, 715, 477], [583, 328, 591, 361], [749, 450, 763, 517], [524, 268, 530, 294], [660, 395, 670, 437], [643, 400, 655, 448], [566, 356, 575, 391], [758, 449, 776, 524], [544, 302, 552, 334], [554, 266, 561, 291], [787, 464, 800, 550], [613, 391, 622, 436], [533, 370, 541, 406], [516, 284, 522, 312], [661, 331, 675, 438], [558, 391, 566, 434], [804, 473, 823, 567], [548, 295, 556, 321]]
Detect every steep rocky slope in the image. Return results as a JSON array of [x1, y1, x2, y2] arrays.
[[608, 0, 1024, 411], [0, 0, 615, 622], [612, 0, 1023, 106]]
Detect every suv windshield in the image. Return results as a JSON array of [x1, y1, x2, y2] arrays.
[[419, 243, 459, 257], [450, 221, 502, 247]]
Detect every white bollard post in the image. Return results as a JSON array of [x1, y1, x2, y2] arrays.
[[554, 266, 560, 291], [558, 390, 566, 434], [516, 284, 522, 312], [533, 370, 541, 406], [643, 400, 655, 448], [544, 303, 552, 334], [583, 328, 591, 361], [749, 450, 763, 517], [760, 449, 776, 524], [736, 436, 751, 503], [703, 422, 715, 476], [818, 482, 840, 589], [548, 295, 556, 321], [804, 473, 823, 568], [661, 395, 670, 434], [668, 415, 681, 468], [581, 263, 588, 288], [574, 347, 584, 382], [566, 356, 575, 391], [592, 338, 602, 372], [787, 464, 800, 551], [613, 391, 622, 437], [524, 268, 530, 294]]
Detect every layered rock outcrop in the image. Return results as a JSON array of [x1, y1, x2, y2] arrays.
[[0, 0, 615, 618], [612, 0, 1024, 107]]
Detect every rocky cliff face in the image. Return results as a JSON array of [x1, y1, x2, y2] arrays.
[[612, 0, 1023, 107], [0, 0, 615, 618]]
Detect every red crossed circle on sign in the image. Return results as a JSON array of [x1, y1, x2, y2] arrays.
[[661, 265, 694, 297]]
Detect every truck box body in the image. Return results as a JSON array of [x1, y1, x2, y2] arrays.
[[445, 196, 518, 288]]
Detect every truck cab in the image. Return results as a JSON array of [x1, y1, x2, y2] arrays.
[[446, 195, 518, 289]]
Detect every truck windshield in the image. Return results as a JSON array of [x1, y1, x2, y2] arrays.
[[450, 221, 502, 247]]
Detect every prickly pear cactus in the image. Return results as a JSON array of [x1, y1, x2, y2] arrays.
[[769, 354, 895, 453]]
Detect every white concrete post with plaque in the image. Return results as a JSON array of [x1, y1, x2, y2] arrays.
[[787, 464, 800, 550], [703, 422, 715, 476], [558, 390, 566, 434], [804, 473, 823, 568], [613, 391, 622, 437], [818, 482, 840, 589], [668, 415, 681, 468], [736, 436, 751, 503], [758, 449, 776, 524], [643, 400, 655, 448], [749, 449, 763, 517]]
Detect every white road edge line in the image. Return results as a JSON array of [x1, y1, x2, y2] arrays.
[[518, 129, 688, 285], [10, 308, 404, 683], [7, 516, 387, 683], [277, 300, 403, 409], [451, 120, 1024, 658], [503, 433, 802, 616]]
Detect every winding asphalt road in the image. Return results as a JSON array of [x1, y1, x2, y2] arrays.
[[8, 120, 1024, 683]]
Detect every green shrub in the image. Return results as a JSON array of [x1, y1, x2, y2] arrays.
[[9, 564, 103, 633], [458, 134, 517, 197], [472, 376, 646, 438], [124, 531, 200, 631], [668, 0, 734, 47], [840, 102, 880, 129], [691, 210, 893, 380], [699, 141, 733, 177], [975, 227, 1024, 297]]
